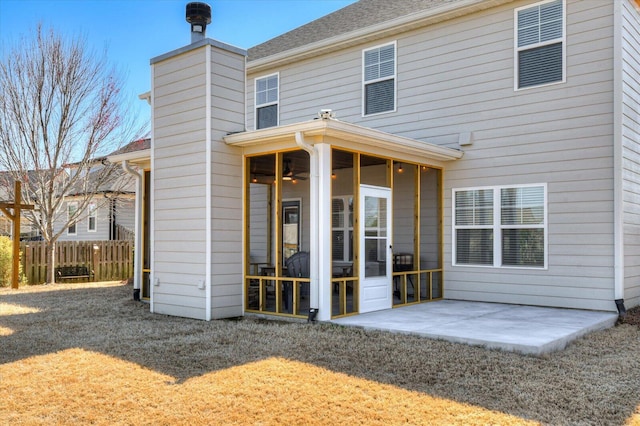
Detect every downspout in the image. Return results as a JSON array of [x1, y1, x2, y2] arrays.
[[613, 0, 625, 318], [295, 131, 319, 321], [122, 160, 143, 301], [205, 45, 212, 321]]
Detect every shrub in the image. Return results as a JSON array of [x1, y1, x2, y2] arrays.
[[0, 236, 28, 287]]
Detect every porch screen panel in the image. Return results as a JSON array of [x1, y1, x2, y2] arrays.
[[419, 168, 441, 270]]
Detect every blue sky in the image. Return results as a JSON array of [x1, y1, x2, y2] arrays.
[[0, 0, 357, 134]]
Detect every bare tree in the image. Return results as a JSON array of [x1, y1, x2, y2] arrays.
[[0, 25, 143, 283]]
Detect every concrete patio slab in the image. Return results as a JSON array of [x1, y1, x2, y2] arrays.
[[330, 300, 619, 355]]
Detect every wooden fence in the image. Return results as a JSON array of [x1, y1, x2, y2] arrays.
[[20, 240, 133, 284]]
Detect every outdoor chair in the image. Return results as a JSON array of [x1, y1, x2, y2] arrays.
[[284, 251, 310, 312]]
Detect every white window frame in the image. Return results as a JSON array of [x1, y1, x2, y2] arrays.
[[67, 202, 78, 236], [254, 72, 279, 129], [452, 183, 548, 269], [514, 0, 566, 91], [362, 41, 397, 117], [87, 202, 97, 232]]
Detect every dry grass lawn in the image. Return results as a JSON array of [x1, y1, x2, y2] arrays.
[[1, 282, 639, 425]]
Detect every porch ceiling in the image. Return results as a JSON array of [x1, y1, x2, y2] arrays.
[[224, 119, 464, 164]]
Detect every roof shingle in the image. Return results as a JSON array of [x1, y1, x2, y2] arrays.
[[247, 0, 455, 61]]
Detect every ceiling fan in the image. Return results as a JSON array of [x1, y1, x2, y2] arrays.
[[282, 159, 307, 181]]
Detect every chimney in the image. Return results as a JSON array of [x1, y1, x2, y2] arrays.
[[186, 2, 212, 43]]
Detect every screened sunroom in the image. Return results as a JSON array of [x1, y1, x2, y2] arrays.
[[226, 118, 462, 321]]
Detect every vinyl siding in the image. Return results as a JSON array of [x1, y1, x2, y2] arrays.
[[152, 43, 246, 320], [209, 47, 246, 319], [621, 0, 640, 308], [246, 0, 617, 311], [56, 196, 134, 242], [152, 47, 208, 320]]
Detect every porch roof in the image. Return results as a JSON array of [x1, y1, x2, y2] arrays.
[[224, 118, 464, 164], [108, 148, 151, 166]]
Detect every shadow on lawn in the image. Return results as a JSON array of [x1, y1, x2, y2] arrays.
[[1, 282, 640, 425]]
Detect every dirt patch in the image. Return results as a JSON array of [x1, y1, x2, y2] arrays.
[[1, 282, 639, 425], [621, 305, 640, 326]]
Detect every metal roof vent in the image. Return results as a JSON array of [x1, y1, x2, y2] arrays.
[[186, 2, 212, 43]]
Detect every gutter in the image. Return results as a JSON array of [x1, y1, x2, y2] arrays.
[[121, 160, 143, 301], [295, 131, 319, 321]]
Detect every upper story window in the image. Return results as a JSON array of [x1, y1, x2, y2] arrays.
[[515, 0, 565, 89], [363, 42, 396, 116], [255, 73, 278, 129], [67, 202, 78, 235], [453, 184, 547, 268], [87, 203, 97, 232]]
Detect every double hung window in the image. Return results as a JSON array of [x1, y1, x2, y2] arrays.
[[255, 73, 278, 129], [67, 202, 78, 235], [363, 42, 396, 115], [515, 0, 565, 89], [88, 203, 97, 232], [453, 184, 546, 268]]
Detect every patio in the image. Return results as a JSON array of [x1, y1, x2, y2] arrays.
[[331, 300, 619, 355]]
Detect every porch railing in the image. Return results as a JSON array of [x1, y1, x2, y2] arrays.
[[245, 275, 310, 318], [331, 276, 359, 318], [392, 268, 443, 307]]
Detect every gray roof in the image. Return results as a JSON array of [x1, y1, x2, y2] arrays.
[[248, 0, 455, 61], [107, 138, 151, 156]]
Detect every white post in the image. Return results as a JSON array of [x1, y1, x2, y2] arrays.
[[316, 143, 333, 321]]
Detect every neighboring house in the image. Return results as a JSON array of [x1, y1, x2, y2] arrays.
[[55, 142, 150, 242], [55, 194, 135, 242], [110, 0, 640, 321]]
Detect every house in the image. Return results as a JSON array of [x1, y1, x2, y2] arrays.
[[1, 147, 141, 243], [109, 0, 640, 321], [54, 141, 150, 242]]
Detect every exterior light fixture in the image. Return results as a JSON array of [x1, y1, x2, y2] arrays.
[[397, 163, 404, 173]]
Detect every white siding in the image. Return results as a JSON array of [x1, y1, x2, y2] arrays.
[[622, 0, 640, 309], [247, 0, 617, 311], [209, 47, 246, 319], [153, 47, 208, 320], [152, 42, 246, 320]]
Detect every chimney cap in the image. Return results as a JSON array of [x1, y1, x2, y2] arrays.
[[186, 2, 212, 25]]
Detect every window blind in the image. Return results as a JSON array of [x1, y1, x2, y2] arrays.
[[518, 43, 562, 88]]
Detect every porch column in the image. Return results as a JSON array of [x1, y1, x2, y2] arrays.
[[316, 143, 333, 321]]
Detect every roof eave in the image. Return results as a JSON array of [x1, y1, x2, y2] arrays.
[[224, 119, 463, 162], [108, 149, 151, 164], [247, 0, 514, 74]]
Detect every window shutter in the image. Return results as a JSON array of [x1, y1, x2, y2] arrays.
[[518, 42, 562, 88]]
